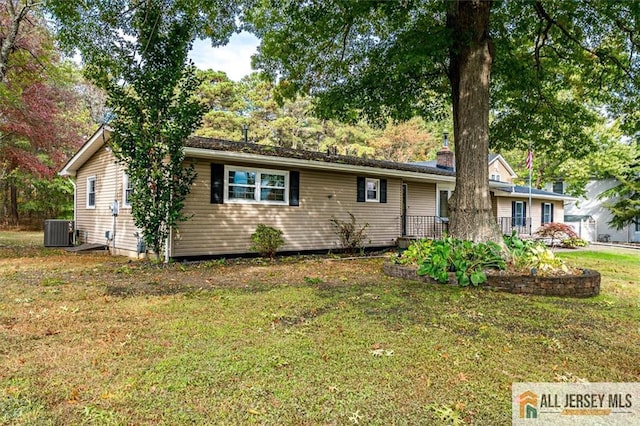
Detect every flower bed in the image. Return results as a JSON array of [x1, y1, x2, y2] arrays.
[[383, 262, 601, 298]]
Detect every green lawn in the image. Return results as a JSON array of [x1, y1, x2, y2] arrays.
[[1, 232, 639, 425]]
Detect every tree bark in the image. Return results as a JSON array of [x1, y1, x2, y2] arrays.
[[9, 183, 18, 226], [447, 0, 502, 244], [0, 1, 31, 82]]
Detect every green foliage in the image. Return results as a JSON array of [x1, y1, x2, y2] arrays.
[[504, 233, 569, 275], [561, 237, 588, 249], [250, 224, 284, 259], [503, 232, 542, 269], [330, 212, 369, 254], [601, 141, 640, 230], [527, 245, 569, 275], [73, 1, 206, 260], [246, 1, 640, 242], [394, 238, 434, 266], [18, 176, 74, 220], [416, 237, 506, 287]]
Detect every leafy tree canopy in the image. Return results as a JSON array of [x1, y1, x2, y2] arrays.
[[47, 0, 223, 260], [601, 140, 640, 230], [1, 1, 92, 225], [195, 70, 443, 161], [246, 0, 640, 242]]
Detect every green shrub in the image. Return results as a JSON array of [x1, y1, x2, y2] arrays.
[[562, 237, 588, 248], [250, 224, 284, 259], [394, 238, 434, 265], [528, 245, 569, 274], [417, 237, 506, 286], [504, 231, 570, 274], [330, 212, 369, 254]]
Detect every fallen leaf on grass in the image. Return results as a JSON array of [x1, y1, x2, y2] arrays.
[[457, 372, 469, 382]]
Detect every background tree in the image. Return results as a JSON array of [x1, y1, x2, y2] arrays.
[[195, 71, 441, 160], [247, 0, 640, 243], [56, 1, 206, 260], [601, 140, 640, 230], [1, 3, 90, 226], [49, 0, 241, 259]]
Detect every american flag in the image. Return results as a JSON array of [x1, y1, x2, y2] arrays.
[[525, 150, 533, 170]]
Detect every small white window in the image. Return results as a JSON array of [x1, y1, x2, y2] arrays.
[[87, 176, 96, 209], [366, 178, 379, 202], [123, 173, 133, 207], [490, 173, 501, 182]]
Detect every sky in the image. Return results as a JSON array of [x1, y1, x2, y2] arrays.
[[188, 32, 260, 81]]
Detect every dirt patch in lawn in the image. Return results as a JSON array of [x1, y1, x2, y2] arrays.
[[98, 257, 391, 297]]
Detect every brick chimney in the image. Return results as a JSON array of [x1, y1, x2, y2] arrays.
[[436, 132, 455, 170]]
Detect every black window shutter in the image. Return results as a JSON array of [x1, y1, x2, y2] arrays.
[[541, 202, 545, 224], [210, 163, 224, 204], [380, 179, 387, 203], [523, 203, 527, 227], [289, 171, 300, 206], [357, 177, 365, 202], [550, 203, 554, 222], [511, 201, 516, 226]]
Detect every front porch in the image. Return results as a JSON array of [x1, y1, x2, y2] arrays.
[[400, 215, 532, 239]]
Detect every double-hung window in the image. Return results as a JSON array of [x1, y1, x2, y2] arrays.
[[87, 177, 96, 209], [366, 178, 379, 202], [225, 166, 288, 204], [541, 202, 553, 224], [123, 173, 133, 207], [513, 201, 526, 227]]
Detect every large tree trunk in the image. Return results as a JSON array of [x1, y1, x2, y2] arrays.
[[447, 0, 502, 244]]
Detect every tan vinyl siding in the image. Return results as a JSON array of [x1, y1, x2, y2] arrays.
[[489, 160, 513, 183], [404, 181, 436, 216], [173, 161, 402, 257], [496, 197, 565, 233], [75, 148, 138, 255]]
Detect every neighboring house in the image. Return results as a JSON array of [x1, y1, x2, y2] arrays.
[[60, 126, 572, 258], [553, 178, 640, 243], [413, 148, 571, 237]]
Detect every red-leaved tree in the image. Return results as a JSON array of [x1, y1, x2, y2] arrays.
[[1, 3, 88, 225]]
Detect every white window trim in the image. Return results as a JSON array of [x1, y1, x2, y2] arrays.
[[542, 202, 552, 224], [365, 178, 380, 202], [490, 173, 501, 182], [122, 172, 133, 208], [436, 184, 454, 221], [224, 165, 289, 205], [86, 176, 96, 209], [514, 201, 526, 226]]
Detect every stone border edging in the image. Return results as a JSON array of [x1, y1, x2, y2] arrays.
[[382, 262, 601, 298]]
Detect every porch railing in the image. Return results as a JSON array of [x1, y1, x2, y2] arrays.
[[401, 215, 532, 239], [402, 216, 449, 239], [497, 217, 532, 236]]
